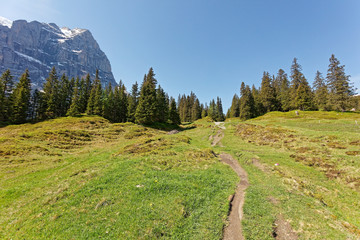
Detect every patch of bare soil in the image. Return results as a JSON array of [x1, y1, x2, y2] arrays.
[[220, 153, 249, 240], [215, 122, 226, 129], [251, 158, 270, 173], [212, 130, 224, 146], [273, 214, 298, 240]]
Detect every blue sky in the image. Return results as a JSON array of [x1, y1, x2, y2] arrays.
[[1, 0, 359, 110]]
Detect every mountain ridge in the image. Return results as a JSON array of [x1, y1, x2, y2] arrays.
[[0, 16, 117, 88]]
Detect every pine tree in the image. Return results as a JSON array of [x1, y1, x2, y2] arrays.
[[191, 98, 201, 121], [185, 95, 192, 121], [273, 71, 282, 99], [44, 67, 59, 118], [276, 69, 291, 111], [240, 84, 255, 120], [260, 72, 277, 112], [155, 85, 169, 122], [169, 97, 180, 124], [229, 94, 240, 117], [201, 103, 208, 118], [135, 68, 158, 124], [58, 74, 71, 116], [295, 81, 313, 110], [326, 54, 355, 111], [0, 69, 14, 121], [34, 90, 47, 121], [127, 82, 139, 122], [11, 70, 31, 123], [313, 71, 328, 110], [67, 77, 81, 116], [29, 89, 43, 121], [112, 85, 121, 122], [216, 97, 225, 121], [93, 71, 103, 116], [118, 82, 128, 122], [289, 58, 313, 110], [79, 74, 92, 113], [208, 99, 217, 121], [86, 70, 102, 115], [251, 85, 265, 117], [251, 85, 263, 116]]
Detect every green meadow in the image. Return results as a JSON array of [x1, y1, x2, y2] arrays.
[[1, 111, 360, 239], [222, 111, 360, 239]]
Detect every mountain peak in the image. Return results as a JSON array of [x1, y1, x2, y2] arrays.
[[0, 16, 13, 28], [0, 17, 117, 88], [60, 27, 87, 38]]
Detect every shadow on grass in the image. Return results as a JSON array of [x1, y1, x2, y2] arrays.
[[144, 121, 196, 132]]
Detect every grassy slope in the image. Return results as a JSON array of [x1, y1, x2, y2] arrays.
[[1, 111, 360, 239], [222, 111, 360, 240], [0, 116, 238, 239]]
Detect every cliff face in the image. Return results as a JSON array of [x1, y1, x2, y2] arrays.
[[0, 17, 117, 88]]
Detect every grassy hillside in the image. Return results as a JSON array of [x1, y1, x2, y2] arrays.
[[0, 116, 238, 239], [1, 111, 360, 239], [223, 111, 360, 239]]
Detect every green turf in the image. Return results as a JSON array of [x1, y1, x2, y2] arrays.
[[0, 116, 238, 239], [222, 111, 360, 239], [1, 111, 360, 239]]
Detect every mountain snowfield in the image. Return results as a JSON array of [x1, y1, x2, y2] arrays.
[[0, 16, 12, 28], [0, 16, 117, 88], [0, 16, 87, 42]]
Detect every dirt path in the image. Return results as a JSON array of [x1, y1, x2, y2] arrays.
[[211, 122, 248, 239], [211, 130, 224, 146], [220, 153, 249, 240], [214, 122, 226, 129], [211, 122, 225, 147], [214, 123, 297, 239]]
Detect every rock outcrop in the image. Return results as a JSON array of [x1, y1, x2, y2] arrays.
[[0, 16, 117, 88]]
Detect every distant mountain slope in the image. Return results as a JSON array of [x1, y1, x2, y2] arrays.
[[0, 16, 117, 88]]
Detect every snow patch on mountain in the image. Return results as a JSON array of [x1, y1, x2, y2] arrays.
[[0, 16, 12, 28], [14, 51, 44, 65], [60, 27, 86, 38]]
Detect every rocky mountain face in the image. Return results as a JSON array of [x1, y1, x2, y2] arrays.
[[0, 16, 117, 88]]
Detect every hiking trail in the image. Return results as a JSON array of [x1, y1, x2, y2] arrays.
[[211, 122, 249, 240]]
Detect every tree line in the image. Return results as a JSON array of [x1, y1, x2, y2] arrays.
[[177, 93, 225, 122], [227, 54, 357, 120], [0, 66, 220, 125], [0, 54, 356, 125]]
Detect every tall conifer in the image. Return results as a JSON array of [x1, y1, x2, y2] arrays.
[[135, 68, 157, 124], [155, 85, 169, 122], [87, 70, 102, 115], [0, 69, 14, 121], [169, 97, 180, 124], [326, 54, 354, 111], [44, 67, 59, 118], [240, 84, 255, 120], [260, 72, 277, 112], [67, 77, 81, 116], [229, 94, 240, 117], [127, 82, 139, 122], [313, 71, 328, 110], [276, 69, 291, 111], [11, 70, 31, 123]]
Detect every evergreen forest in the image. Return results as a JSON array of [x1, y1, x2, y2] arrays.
[[0, 54, 357, 125]]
